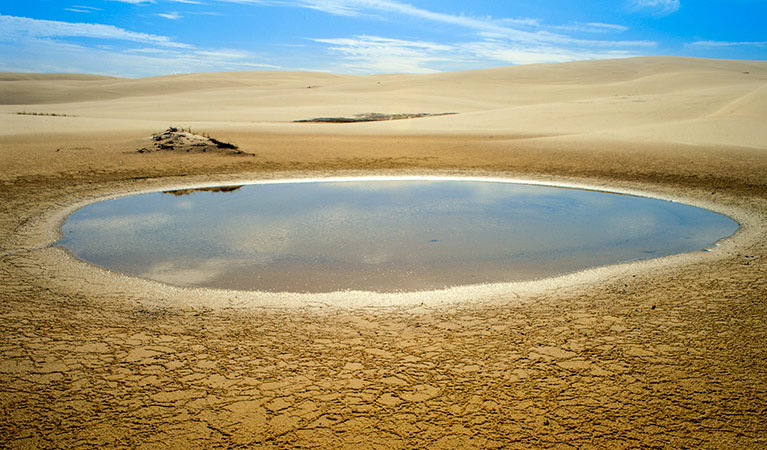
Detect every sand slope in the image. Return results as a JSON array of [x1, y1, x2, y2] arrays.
[[2, 56, 765, 148]]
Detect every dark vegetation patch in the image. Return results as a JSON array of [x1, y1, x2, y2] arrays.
[[15, 112, 77, 117], [294, 112, 457, 123]]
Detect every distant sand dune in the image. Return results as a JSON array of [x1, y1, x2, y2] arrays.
[[1, 56, 765, 149]]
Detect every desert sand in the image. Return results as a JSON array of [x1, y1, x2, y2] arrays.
[[1, 56, 766, 448]]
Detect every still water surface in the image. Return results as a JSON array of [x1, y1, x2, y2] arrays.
[[58, 180, 738, 292]]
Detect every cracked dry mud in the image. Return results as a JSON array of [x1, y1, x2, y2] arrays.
[[1, 137, 767, 449]]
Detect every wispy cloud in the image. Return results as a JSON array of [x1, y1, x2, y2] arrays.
[[291, 0, 360, 16], [310, 34, 646, 73], [106, 0, 156, 4], [65, 5, 103, 13], [157, 12, 182, 20], [219, 0, 621, 44], [460, 40, 640, 65], [272, 0, 631, 44], [630, 0, 680, 17], [2, 0, 668, 76], [554, 22, 630, 34], [688, 40, 767, 48], [214, 0, 332, 11], [496, 17, 541, 28], [311, 35, 454, 73], [0, 14, 282, 76], [240, 0, 654, 72], [330, 0, 526, 36], [126, 46, 282, 67], [0, 14, 190, 48], [0, 38, 283, 76]]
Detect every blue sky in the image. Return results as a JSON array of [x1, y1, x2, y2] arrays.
[[1, 0, 765, 77]]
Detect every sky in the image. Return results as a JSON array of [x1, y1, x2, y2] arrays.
[[1, 0, 766, 77]]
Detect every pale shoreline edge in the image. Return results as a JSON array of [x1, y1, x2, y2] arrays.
[[11, 169, 760, 310]]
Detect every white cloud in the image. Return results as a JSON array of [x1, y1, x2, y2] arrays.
[[278, 0, 654, 72], [219, 0, 613, 43], [65, 5, 103, 13], [313, 35, 452, 52], [0, 15, 283, 76], [554, 22, 630, 33], [195, 49, 259, 59], [229, 0, 375, 17], [689, 40, 767, 48], [0, 14, 190, 48], [269, 1, 651, 49], [312, 35, 454, 73], [460, 40, 640, 65], [205, 0, 660, 74], [630, 0, 680, 16], [106, 0, 156, 4], [344, 0, 524, 36], [308, 33, 647, 74], [157, 12, 182, 19], [118, 46, 284, 70], [171, 0, 204, 3], [2, 1, 662, 76], [295, 0, 656, 73], [293, 0, 360, 16], [496, 17, 541, 28], [275, 0, 633, 47]]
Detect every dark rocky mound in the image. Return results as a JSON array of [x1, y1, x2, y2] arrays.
[[137, 127, 253, 155]]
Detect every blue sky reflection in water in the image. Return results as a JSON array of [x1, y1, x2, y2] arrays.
[[58, 181, 738, 293]]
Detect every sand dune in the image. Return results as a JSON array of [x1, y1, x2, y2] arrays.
[[710, 82, 767, 117], [2, 56, 765, 148], [0, 71, 350, 105]]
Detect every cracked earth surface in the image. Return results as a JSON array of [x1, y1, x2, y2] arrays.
[[1, 137, 766, 449]]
